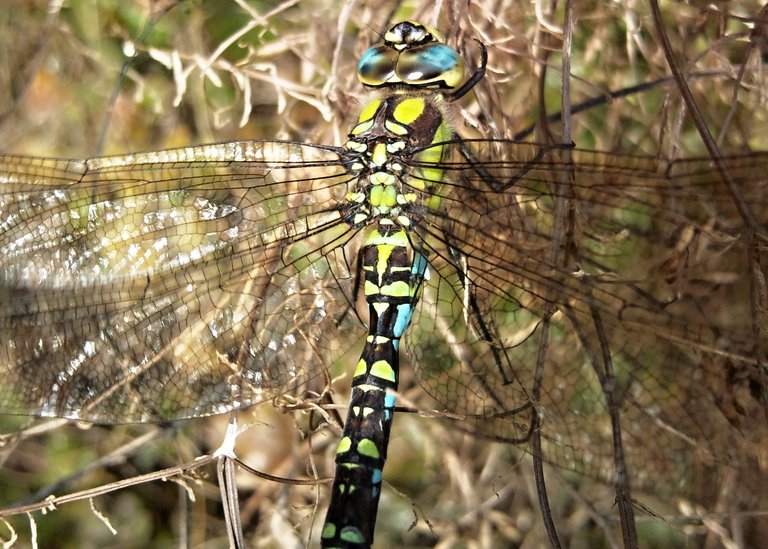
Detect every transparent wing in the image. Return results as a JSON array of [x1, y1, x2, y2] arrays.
[[0, 141, 366, 423], [403, 141, 768, 488]]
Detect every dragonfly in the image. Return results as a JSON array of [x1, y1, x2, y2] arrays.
[[2, 4, 768, 548]]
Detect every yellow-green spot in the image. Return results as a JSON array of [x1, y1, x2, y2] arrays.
[[415, 166, 441, 186], [375, 244, 394, 276], [336, 437, 352, 455], [393, 97, 425, 124], [435, 119, 452, 142], [354, 359, 368, 376], [428, 194, 442, 211], [364, 280, 379, 296], [365, 228, 408, 247], [371, 143, 388, 166], [321, 523, 337, 539], [351, 119, 374, 135], [370, 360, 396, 382], [381, 280, 410, 297], [382, 185, 398, 208], [358, 98, 382, 123], [384, 120, 408, 135], [340, 528, 366, 544], [411, 119, 451, 187], [409, 177, 425, 191], [373, 171, 394, 184], [370, 185, 384, 207], [357, 438, 380, 459], [345, 140, 367, 152]]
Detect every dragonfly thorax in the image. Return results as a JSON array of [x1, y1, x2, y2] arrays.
[[343, 94, 453, 227]]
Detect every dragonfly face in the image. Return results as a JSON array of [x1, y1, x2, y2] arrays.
[[1, 3, 767, 548]]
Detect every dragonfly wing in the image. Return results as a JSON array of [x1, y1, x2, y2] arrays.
[[0, 141, 366, 423], [404, 141, 768, 484]]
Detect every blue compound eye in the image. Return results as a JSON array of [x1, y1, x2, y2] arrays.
[[358, 22, 465, 89], [358, 45, 398, 86], [396, 43, 465, 88]]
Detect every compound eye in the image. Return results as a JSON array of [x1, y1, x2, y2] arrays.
[[358, 45, 398, 86], [396, 43, 465, 88]]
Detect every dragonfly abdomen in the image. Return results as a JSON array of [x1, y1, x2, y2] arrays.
[[321, 227, 426, 547]]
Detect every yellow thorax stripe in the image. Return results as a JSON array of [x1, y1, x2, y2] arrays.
[[358, 98, 383, 123], [392, 97, 426, 125]]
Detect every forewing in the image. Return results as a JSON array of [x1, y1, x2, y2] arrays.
[[0, 141, 365, 423]]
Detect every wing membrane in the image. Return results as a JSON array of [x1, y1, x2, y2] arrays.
[[0, 141, 366, 422], [1, 137, 765, 489], [403, 141, 767, 486]]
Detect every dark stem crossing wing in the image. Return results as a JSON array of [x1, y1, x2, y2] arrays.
[[0, 141, 368, 423], [400, 139, 768, 492]]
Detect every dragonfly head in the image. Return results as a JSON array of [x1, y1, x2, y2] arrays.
[[357, 21, 465, 91]]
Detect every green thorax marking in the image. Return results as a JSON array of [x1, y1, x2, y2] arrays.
[[345, 95, 452, 226]]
